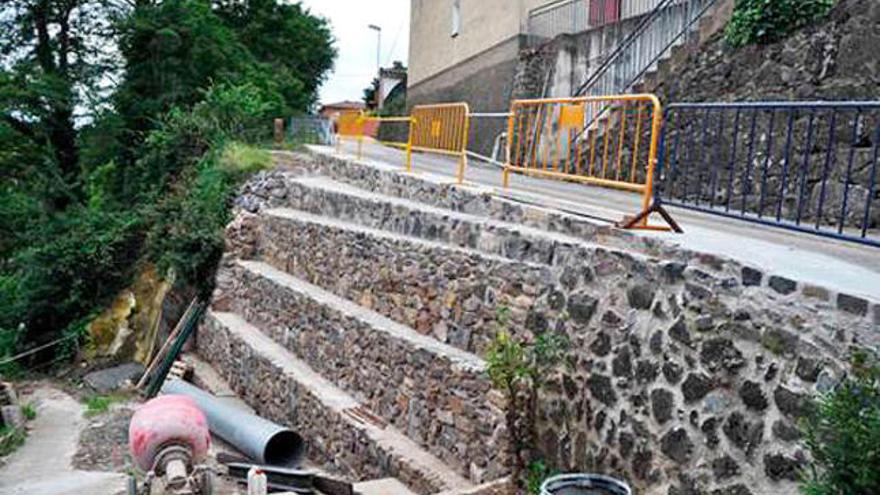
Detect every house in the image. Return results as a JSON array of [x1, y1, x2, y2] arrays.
[[408, 0, 548, 115], [408, 0, 725, 154], [318, 101, 367, 122], [408, 0, 720, 110], [377, 64, 408, 111]]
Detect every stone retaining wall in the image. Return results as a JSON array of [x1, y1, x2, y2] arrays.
[[257, 209, 556, 355], [220, 150, 878, 493], [198, 314, 442, 494], [213, 260, 507, 483], [276, 149, 880, 324], [196, 312, 447, 494]]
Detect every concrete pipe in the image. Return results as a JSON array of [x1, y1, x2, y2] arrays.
[[162, 379, 305, 467]]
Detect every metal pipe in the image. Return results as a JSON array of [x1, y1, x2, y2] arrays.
[[162, 379, 305, 467]]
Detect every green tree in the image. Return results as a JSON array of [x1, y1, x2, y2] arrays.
[[214, 0, 336, 113], [0, 0, 116, 205], [0, 0, 336, 369], [114, 0, 254, 144]]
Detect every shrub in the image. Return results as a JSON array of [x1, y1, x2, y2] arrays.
[[0, 82, 274, 365], [486, 306, 568, 488], [145, 142, 269, 295], [0, 426, 26, 457], [526, 460, 557, 495], [801, 353, 880, 494], [1, 209, 143, 347], [21, 403, 37, 420], [725, 0, 835, 47]]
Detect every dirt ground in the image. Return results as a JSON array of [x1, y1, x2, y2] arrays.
[[73, 407, 134, 473], [0, 378, 248, 495]]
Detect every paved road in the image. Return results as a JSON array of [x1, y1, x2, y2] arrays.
[[329, 141, 880, 301], [0, 387, 127, 495]]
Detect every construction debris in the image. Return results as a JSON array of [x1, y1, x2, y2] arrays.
[[220, 457, 355, 495]]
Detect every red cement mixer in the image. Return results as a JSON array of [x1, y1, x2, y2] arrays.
[[129, 394, 214, 495]]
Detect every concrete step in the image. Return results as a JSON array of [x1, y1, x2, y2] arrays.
[[196, 311, 474, 495], [215, 259, 507, 483], [279, 175, 601, 266], [254, 207, 555, 355]]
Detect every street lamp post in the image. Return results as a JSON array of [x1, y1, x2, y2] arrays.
[[368, 24, 382, 72]]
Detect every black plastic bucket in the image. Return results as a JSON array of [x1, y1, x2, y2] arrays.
[[540, 474, 633, 495]]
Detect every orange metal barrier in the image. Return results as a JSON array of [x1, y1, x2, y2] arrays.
[[336, 110, 368, 158], [410, 103, 471, 184], [503, 94, 679, 231]]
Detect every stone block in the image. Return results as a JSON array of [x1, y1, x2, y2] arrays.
[[837, 293, 868, 317], [1, 405, 24, 430], [83, 363, 144, 394], [768, 276, 797, 295]]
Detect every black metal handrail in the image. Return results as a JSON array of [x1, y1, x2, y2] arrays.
[[618, 0, 719, 95], [574, 0, 719, 97], [574, 0, 677, 96]]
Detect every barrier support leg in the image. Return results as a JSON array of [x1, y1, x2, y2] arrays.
[[618, 199, 683, 233], [357, 134, 363, 160], [456, 153, 467, 185], [335, 135, 341, 154], [405, 119, 414, 173], [502, 167, 511, 189]]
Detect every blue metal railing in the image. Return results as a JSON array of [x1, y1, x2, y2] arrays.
[[655, 102, 880, 247]]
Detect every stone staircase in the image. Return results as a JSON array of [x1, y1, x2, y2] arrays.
[[196, 147, 879, 495]]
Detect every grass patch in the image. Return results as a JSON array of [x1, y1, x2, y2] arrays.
[[218, 142, 271, 174], [21, 403, 36, 421], [84, 394, 126, 417], [0, 426, 26, 457]]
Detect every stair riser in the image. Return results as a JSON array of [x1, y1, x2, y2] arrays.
[[282, 151, 639, 251], [281, 180, 574, 266], [197, 312, 447, 495], [217, 262, 507, 481], [257, 212, 558, 355]]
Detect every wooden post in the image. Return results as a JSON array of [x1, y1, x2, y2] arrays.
[[274, 118, 284, 145]]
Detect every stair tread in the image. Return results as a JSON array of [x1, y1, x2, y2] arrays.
[[208, 311, 474, 492], [264, 207, 547, 267], [236, 259, 486, 371], [288, 175, 593, 248]]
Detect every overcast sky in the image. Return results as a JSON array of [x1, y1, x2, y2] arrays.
[[299, 0, 411, 105]]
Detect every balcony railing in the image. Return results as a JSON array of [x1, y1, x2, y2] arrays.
[[526, 0, 676, 46]]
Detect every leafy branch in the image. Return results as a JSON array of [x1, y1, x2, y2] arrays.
[[486, 306, 568, 489]]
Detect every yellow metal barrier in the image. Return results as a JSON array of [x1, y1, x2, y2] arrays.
[[502, 94, 679, 231], [410, 103, 471, 184], [365, 115, 414, 171]]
